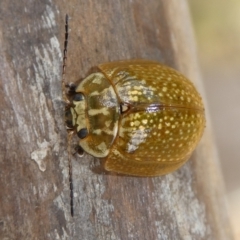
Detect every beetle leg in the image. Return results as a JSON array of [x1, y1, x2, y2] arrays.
[[74, 145, 85, 157], [65, 82, 77, 95]]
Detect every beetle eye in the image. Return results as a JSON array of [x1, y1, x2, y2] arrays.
[[77, 128, 88, 139], [73, 93, 84, 101]]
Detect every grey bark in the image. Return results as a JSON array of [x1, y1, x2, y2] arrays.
[[0, 0, 233, 239]]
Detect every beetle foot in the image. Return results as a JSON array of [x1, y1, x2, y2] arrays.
[[65, 82, 77, 95], [73, 145, 84, 157]]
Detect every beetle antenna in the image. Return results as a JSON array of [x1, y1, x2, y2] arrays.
[[68, 131, 74, 217], [62, 14, 70, 104], [62, 14, 74, 217]]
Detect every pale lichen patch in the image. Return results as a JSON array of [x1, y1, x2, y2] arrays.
[[31, 140, 50, 172]]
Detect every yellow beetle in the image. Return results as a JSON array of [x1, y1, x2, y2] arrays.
[[65, 59, 205, 177]]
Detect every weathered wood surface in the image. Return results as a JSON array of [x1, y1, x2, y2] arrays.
[[0, 0, 233, 239]]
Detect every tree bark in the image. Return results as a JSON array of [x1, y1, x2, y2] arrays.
[[0, 0, 233, 239]]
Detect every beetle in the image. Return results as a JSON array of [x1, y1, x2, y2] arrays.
[[65, 58, 205, 177]]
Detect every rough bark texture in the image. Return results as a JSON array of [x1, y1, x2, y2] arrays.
[[0, 0, 233, 239]]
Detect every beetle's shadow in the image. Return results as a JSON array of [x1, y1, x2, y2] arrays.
[[90, 160, 151, 179]]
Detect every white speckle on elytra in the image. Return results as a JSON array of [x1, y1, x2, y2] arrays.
[[162, 87, 167, 92]]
